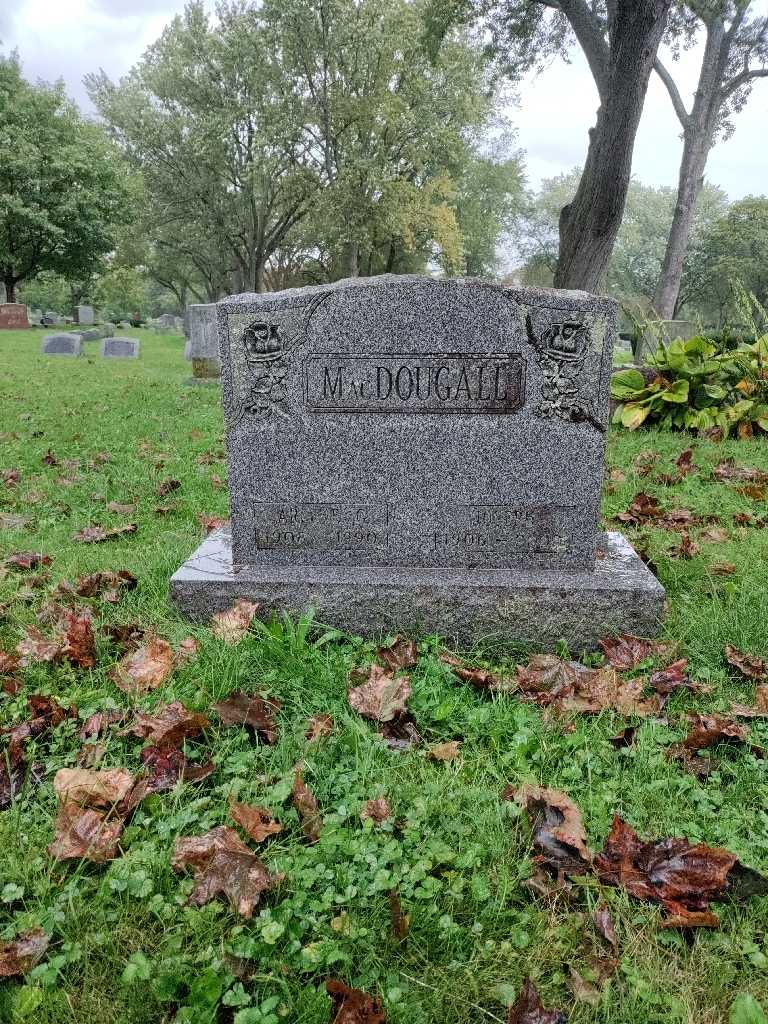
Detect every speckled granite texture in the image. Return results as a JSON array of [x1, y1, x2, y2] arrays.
[[170, 528, 666, 649], [170, 275, 666, 643]]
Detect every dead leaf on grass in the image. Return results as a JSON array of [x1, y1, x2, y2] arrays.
[[306, 713, 334, 741], [198, 514, 229, 533], [713, 459, 768, 483], [348, 664, 411, 722], [53, 767, 135, 807], [505, 784, 592, 876], [230, 801, 283, 842], [507, 977, 568, 1024], [106, 501, 137, 515], [210, 599, 260, 643], [0, 929, 50, 977], [728, 686, 768, 718], [711, 562, 737, 576], [326, 979, 386, 1024], [72, 523, 137, 543], [16, 626, 63, 665], [5, 551, 52, 570], [214, 691, 281, 744], [360, 797, 392, 823], [427, 740, 462, 761], [109, 637, 175, 693], [292, 767, 322, 843], [125, 745, 214, 810], [124, 701, 209, 746], [439, 651, 513, 692], [376, 635, 419, 670], [593, 903, 618, 952], [599, 634, 673, 670], [157, 478, 181, 497], [725, 644, 767, 680], [63, 570, 137, 603], [171, 826, 283, 918], [48, 801, 124, 862]]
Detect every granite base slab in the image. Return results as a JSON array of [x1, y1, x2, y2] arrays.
[[170, 529, 665, 650]]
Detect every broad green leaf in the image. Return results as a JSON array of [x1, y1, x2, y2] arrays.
[[660, 379, 689, 403], [730, 993, 768, 1024], [621, 403, 651, 430], [610, 368, 646, 399]]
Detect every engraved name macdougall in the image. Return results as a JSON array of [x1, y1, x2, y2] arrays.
[[321, 362, 510, 402]]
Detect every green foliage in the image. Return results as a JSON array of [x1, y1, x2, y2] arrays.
[[0, 53, 134, 301], [611, 334, 768, 437]]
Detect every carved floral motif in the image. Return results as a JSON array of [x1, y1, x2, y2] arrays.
[[525, 314, 605, 433]]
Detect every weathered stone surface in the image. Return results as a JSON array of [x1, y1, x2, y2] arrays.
[[171, 274, 666, 646], [188, 304, 220, 377], [80, 328, 105, 341], [101, 337, 140, 359], [75, 305, 95, 325], [42, 333, 82, 357], [171, 528, 666, 649], [218, 276, 614, 571], [0, 303, 29, 329]]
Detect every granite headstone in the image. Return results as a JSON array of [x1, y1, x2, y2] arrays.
[[187, 303, 220, 379], [75, 305, 95, 325], [101, 337, 140, 359], [171, 275, 665, 647], [0, 303, 30, 329], [42, 333, 83, 357]]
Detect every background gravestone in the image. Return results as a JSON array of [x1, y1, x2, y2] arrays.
[[101, 337, 140, 359], [0, 303, 30, 329], [172, 275, 665, 647], [42, 333, 83, 357], [80, 327, 105, 341], [187, 303, 220, 380], [75, 305, 95, 325]]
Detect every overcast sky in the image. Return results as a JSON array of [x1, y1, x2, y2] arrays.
[[2, 0, 767, 200]]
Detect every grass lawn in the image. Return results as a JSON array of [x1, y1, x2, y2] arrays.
[[1, 327, 768, 1023]]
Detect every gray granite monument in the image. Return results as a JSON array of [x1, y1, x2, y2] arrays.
[[42, 333, 83, 357], [75, 305, 95, 325], [101, 336, 140, 359], [171, 275, 665, 647], [187, 303, 220, 380]]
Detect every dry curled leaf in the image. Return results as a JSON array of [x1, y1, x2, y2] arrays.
[[109, 636, 175, 693], [306, 713, 334, 741], [516, 657, 662, 716], [594, 816, 768, 927], [198, 513, 229, 533], [506, 784, 592, 876], [348, 664, 411, 722], [725, 644, 767, 680], [125, 745, 214, 810], [211, 599, 260, 643], [48, 801, 124, 862], [439, 650, 512, 691], [360, 797, 392, 824], [713, 459, 768, 483], [728, 686, 768, 718], [376, 635, 419, 670], [53, 767, 135, 808], [65, 569, 137, 603], [214, 691, 281, 743], [326, 979, 386, 1024], [292, 767, 322, 843], [648, 658, 709, 696], [593, 903, 618, 952], [156, 478, 181, 497], [59, 608, 96, 668], [230, 801, 283, 842], [171, 826, 283, 918], [674, 532, 700, 559], [711, 561, 737, 576], [507, 977, 568, 1024], [16, 625, 62, 666], [73, 523, 137, 543], [599, 634, 673, 670], [5, 551, 52, 570], [428, 740, 462, 762], [0, 929, 50, 977], [124, 701, 209, 747]]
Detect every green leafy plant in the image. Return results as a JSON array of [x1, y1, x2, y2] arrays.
[[611, 333, 768, 437]]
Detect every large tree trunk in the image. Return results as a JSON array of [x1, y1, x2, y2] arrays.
[[347, 243, 359, 277], [554, 0, 671, 292], [652, 132, 709, 321], [3, 276, 17, 303]]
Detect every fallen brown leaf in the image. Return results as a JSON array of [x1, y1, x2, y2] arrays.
[[106, 501, 137, 515], [125, 745, 214, 810], [376, 635, 419, 670], [711, 561, 737, 576], [593, 902, 618, 952], [594, 816, 768, 927], [214, 691, 281, 744], [124, 701, 209, 747], [506, 784, 592, 876], [5, 551, 52, 570], [0, 737, 28, 810], [64, 569, 137, 603], [714, 459, 768, 483], [326, 979, 386, 1024], [516, 656, 662, 716], [728, 686, 768, 718], [439, 650, 512, 691], [175, 636, 200, 663], [0, 513, 31, 530], [211, 599, 260, 643], [171, 826, 283, 918], [16, 626, 63, 665], [507, 977, 568, 1024], [53, 767, 135, 807], [348, 664, 412, 722], [198, 514, 229, 533], [737, 484, 767, 500], [48, 801, 124, 862], [0, 929, 50, 977], [674, 532, 700, 559], [701, 526, 730, 544], [306, 713, 334, 741], [599, 634, 673, 670], [102, 622, 145, 650], [725, 644, 767, 680], [648, 659, 709, 696], [59, 608, 96, 668], [109, 636, 175, 693], [230, 801, 283, 842], [157, 478, 181, 497], [72, 523, 137, 543], [360, 797, 392, 823], [428, 740, 462, 761], [292, 768, 322, 843]]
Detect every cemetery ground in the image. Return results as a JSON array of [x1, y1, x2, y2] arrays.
[[1, 328, 768, 1024]]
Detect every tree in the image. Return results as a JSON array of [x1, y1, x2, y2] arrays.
[[266, 0, 495, 279], [455, 147, 525, 276], [516, 168, 728, 310], [0, 53, 132, 303], [88, 2, 317, 297], [652, 1, 768, 321], [484, 0, 672, 291]]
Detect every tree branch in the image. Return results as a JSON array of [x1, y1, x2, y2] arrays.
[[557, 0, 610, 100], [653, 57, 690, 127], [724, 66, 768, 95]]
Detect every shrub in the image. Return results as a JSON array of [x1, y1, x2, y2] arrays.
[[611, 334, 768, 438]]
